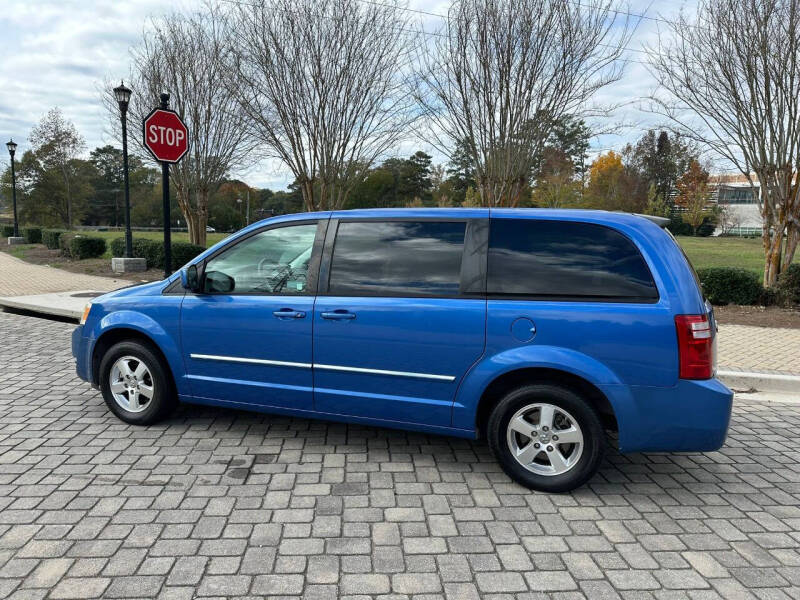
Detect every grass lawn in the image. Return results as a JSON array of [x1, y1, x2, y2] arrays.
[[674, 235, 788, 276]]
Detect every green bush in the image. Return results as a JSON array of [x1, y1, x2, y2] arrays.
[[110, 237, 203, 269], [69, 235, 106, 260], [777, 264, 800, 307], [60, 233, 106, 259], [42, 229, 66, 249], [170, 242, 205, 269], [2, 225, 16, 237], [59, 232, 77, 257], [110, 237, 126, 258], [111, 236, 164, 269], [22, 227, 42, 244], [698, 267, 765, 305]]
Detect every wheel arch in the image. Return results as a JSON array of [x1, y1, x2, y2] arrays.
[[474, 367, 618, 438], [91, 327, 177, 396]]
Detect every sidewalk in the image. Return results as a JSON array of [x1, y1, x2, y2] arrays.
[[0, 251, 125, 296], [717, 323, 800, 375], [0, 251, 127, 318]]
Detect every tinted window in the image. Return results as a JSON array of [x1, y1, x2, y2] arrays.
[[328, 221, 466, 296], [204, 223, 318, 294], [488, 219, 658, 300]]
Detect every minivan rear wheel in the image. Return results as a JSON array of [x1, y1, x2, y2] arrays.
[[487, 384, 604, 492], [99, 340, 176, 425]]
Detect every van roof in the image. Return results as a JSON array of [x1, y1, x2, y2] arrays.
[[327, 207, 666, 228]]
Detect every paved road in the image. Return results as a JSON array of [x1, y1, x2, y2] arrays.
[[1, 311, 799, 599], [0, 252, 124, 297]]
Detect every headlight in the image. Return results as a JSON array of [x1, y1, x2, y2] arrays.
[[80, 302, 92, 325]]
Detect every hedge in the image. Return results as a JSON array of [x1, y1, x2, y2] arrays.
[[42, 229, 67, 250], [170, 242, 205, 269], [60, 233, 106, 259], [2, 225, 15, 237], [22, 227, 42, 244], [697, 267, 764, 305], [777, 264, 800, 307], [111, 237, 204, 270]]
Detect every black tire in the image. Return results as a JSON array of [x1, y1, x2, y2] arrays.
[[99, 340, 177, 425], [487, 384, 604, 493]]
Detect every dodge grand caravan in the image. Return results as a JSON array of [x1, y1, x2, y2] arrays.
[[72, 209, 733, 492]]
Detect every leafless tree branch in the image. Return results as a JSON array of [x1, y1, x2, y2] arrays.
[[646, 0, 800, 285]]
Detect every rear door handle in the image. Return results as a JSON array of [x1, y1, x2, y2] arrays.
[[321, 310, 356, 320], [273, 308, 306, 319]]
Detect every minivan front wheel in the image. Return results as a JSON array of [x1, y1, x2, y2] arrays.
[[99, 340, 176, 425], [487, 384, 604, 492]]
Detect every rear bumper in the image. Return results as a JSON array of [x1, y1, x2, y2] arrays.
[[72, 325, 91, 382], [601, 377, 733, 453]]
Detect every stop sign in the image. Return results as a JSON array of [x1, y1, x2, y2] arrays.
[[142, 108, 189, 163]]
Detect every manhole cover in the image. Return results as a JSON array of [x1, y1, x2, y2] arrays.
[[70, 292, 103, 298]]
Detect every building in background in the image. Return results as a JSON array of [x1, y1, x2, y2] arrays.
[[709, 173, 762, 236]]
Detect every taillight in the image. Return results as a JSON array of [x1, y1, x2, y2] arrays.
[[675, 315, 714, 379]]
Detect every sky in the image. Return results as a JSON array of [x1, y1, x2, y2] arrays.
[[0, 0, 699, 190]]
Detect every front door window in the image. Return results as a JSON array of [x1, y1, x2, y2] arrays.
[[203, 224, 318, 294]]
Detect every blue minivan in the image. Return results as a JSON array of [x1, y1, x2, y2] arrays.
[[72, 209, 733, 492]]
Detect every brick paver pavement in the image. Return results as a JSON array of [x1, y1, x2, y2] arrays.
[[2, 311, 800, 599], [717, 324, 800, 375], [0, 252, 124, 297]]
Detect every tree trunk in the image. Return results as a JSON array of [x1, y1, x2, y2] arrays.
[[763, 228, 783, 287]]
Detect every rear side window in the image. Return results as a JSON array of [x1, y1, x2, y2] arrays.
[[328, 220, 466, 296], [488, 219, 658, 301]]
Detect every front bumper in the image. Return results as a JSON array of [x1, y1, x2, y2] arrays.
[[71, 325, 91, 382], [601, 377, 734, 453]]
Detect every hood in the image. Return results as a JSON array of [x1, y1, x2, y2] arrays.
[[97, 278, 172, 301]]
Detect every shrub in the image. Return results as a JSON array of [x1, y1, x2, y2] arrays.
[[59, 232, 77, 257], [2, 225, 16, 237], [170, 242, 205, 270], [69, 235, 106, 259], [777, 264, 800, 307], [111, 236, 165, 269], [60, 233, 106, 259], [697, 267, 764, 305], [22, 227, 42, 244], [110, 237, 126, 258], [42, 229, 66, 249]]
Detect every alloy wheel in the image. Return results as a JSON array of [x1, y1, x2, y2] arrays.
[[109, 355, 155, 413], [506, 402, 584, 476]]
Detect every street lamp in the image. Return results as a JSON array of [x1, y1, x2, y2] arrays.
[[6, 139, 18, 239], [114, 80, 133, 258]]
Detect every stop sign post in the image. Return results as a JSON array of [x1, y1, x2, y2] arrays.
[[142, 94, 189, 277]]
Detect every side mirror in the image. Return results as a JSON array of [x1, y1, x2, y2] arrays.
[[181, 264, 201, 292], [204, 270, 235, 293]]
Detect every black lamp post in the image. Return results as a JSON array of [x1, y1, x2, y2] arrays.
[[6, 139, 18, 238], [114, 80, 133, 258]]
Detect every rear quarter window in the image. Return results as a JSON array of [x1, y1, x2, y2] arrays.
[[488, 219, 659, 302]]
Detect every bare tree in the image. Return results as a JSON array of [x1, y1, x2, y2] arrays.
[[30, 108, 86, 228], [414, 0, 633, 207], [106, 4, 254, 246], [227, 0, 415, 212], [647, 0, 800, 286]]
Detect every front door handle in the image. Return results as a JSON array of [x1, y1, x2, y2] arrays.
[[321, 310, 356, 320], [273, 308, 306, 319]]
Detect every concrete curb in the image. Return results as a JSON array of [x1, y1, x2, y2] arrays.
[[718, 369, 800, 394], [0, 291, 103, 321]]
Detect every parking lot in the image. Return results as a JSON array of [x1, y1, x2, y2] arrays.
[[1, 310, 799, 599]]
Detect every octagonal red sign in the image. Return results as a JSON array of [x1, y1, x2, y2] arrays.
[[142, 108, 189, 163]]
